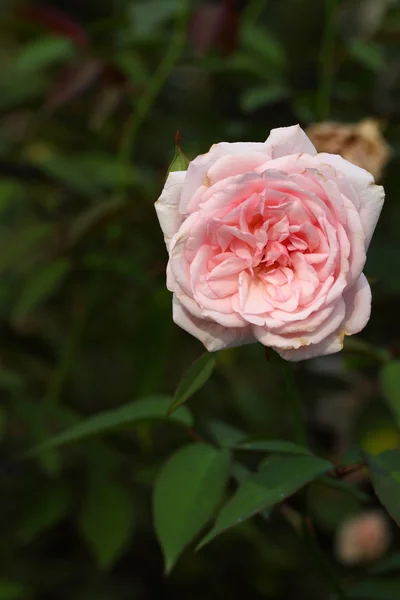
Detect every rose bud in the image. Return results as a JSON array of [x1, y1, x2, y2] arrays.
[[155, 125, 384, 361], [335, 511, 391, 565]]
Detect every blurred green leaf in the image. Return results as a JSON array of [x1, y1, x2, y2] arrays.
[[381, 361, 400, 427], [80, 478, 135, 569], [168, 352, 217, 415], [0, 224, 52, 271], [240, 25, 286, 71], [371, 552, 400, 575], [348, 578, 400, 599], [113, 51, 149, 85], [0, 67, 48, 109], [29, 396, 193, 455], [35, 153, 138, 197], [18, 482, 70, 544], [348, 40, 386, 72], [0, 581, 26, 600], [198, 453, 332, 548], [13, 259, 71, 319], [240, 84, 289, 113], [316, 475, 370, 503], [0, 181, 24, 214], [0, 406, 6, 441], [15, 36, 76, 72], [233, 438, 311, 455], [209, 420, 246, 448], [153, 443, 230, 572], [367, 450, 400, 526], [129, 0, 180, 37], [69, 199, 128, 248]]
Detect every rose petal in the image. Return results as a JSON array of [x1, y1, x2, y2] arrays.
[[343, 273, 371, 335], [265, 125, 317, 158], [253, 299, 346, 349], [316, 153, 385, 248], [180, 142, 270, 214], [275, 331, 344, 362], [155, 171, 186, 249], [173, 294, 255, 351]]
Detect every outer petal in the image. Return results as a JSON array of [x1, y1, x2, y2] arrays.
[[316, 153, 385, 248], [253, 299, 346, 349], [275, 332, 344, 362], [342, 273, 372, 335], [265, 125, 317, 159], [173, 294, 255, 352], [155, 171, 186, 250], [275, 275, 372, 361], [179, 142, 270, 214]]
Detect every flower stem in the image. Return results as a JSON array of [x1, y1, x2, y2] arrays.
[[317, 0, 337, 121], [118, 0, 190, 194], [278, 355, 308, 447], [302, 515, 349, 600]]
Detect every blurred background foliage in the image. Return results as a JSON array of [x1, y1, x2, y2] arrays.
[[1, 0, 400, 598]]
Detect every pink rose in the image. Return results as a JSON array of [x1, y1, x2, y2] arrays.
[[155, 125, 384, 361]]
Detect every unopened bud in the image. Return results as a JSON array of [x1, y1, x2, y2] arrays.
[[335, 511, 391, 566]]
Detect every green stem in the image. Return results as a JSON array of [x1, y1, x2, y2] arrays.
[[317, 0, 337, 121], [118, 0, 189, 194], [302, 516, 349, 600], [279, 357, 308, 447]]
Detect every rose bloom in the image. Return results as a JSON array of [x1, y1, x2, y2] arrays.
[[155, 126, 384, 361]]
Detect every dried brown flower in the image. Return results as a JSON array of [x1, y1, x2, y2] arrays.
[[306, 119, 390, 181]]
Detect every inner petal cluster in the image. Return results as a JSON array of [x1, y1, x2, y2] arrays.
[[177, 169, 347, 330]]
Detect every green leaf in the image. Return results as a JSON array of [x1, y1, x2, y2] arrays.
[[0, 581, 26, 600], [13, 259, 71, 319], [381, 361, 400, 427], [80, 478, 135, 569], [240, 25, 286, 71], [348, 578, 400, 599], [0, 224, 52, 271], [15, 36, 76, 72], [209, 420, 246, 448], [68, 199, 128, 248], [197, 453, 332, 548], [29, 396, 193, 455], [153, 443, 230, 572], [240, 84, 289, 113], [316, 475, 370, 503], [371, 553, 400, 575], [35, 153, 138, 197], [129, 0, 180, 37], [18, 482, 70, 543], [367, 450, 400, 526], [348, 40, 385, 72], [234, 438, 311, 455], [168, 352, 217, 415]]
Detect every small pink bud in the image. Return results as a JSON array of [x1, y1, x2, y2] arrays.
[[335, 511, 391, 566]]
